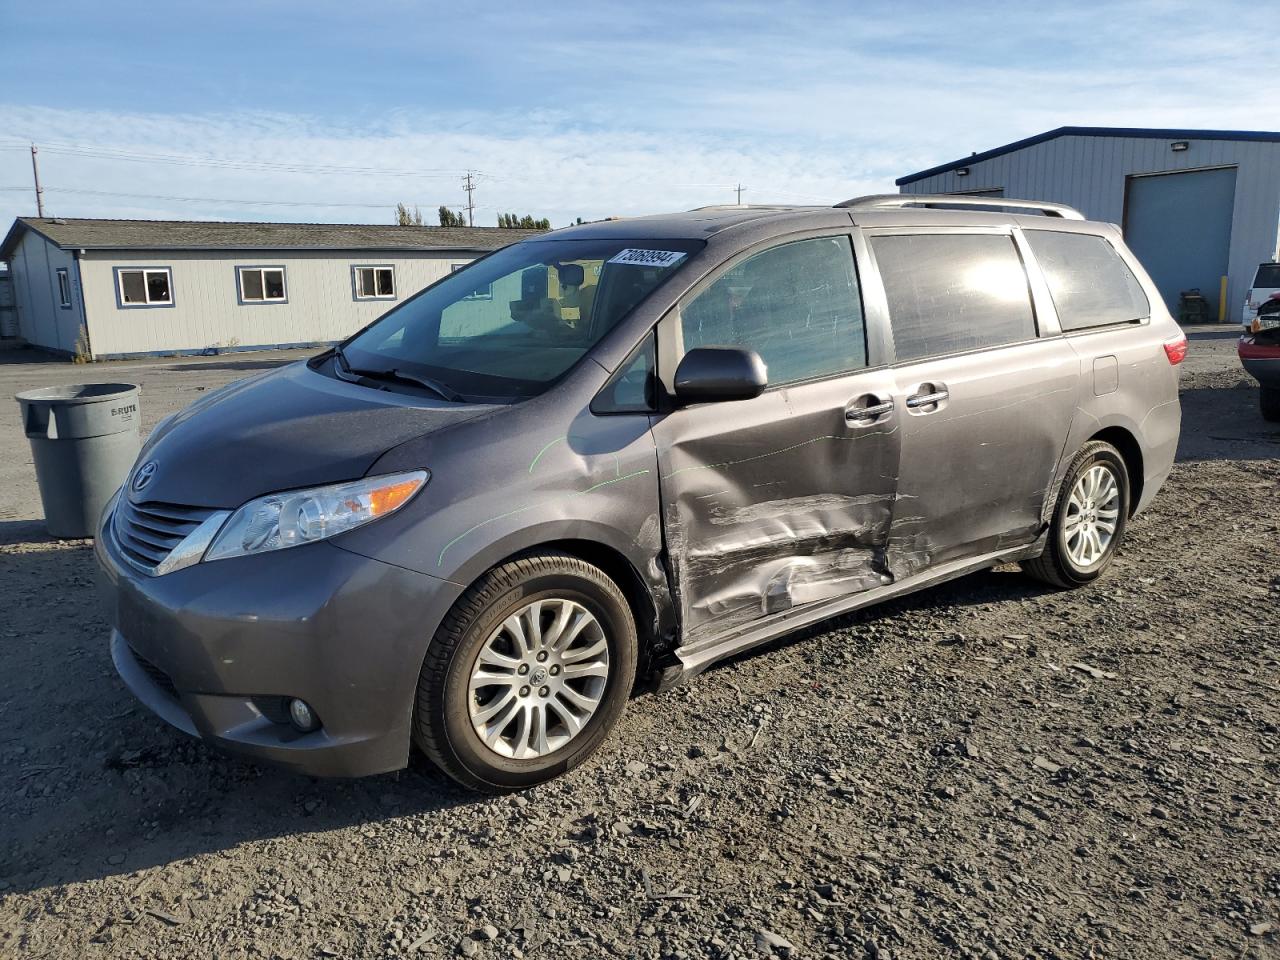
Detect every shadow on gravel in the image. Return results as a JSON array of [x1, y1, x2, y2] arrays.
[[0, 519, 58, 546], [0, 347, 64, 365], [1177, 381, 1280, 462], [1184, 328, 1239, 342], [0, 541, 482, 897]]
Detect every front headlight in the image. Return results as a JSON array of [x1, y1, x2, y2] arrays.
[[204, 470, 428, 562]]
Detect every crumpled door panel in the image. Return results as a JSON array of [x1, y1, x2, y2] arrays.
[[654, 373, 901, 649]]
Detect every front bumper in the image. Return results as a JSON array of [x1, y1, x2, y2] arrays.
[[96, 510, 465, 777]]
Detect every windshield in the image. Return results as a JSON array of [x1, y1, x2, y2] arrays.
[[340, 237, 703, 401]]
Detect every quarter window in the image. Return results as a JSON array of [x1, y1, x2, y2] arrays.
[[1024, 231, 1150, 331], [117, 268, 173, 306], [238, 267, 287, 303], [354, 265, 396, 300], [680, 236, 867, 384], [871, 233, 1035, 362], [56, 268, 72, 308]]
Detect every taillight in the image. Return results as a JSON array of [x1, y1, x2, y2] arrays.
[[1163, 334, 1188, 365]]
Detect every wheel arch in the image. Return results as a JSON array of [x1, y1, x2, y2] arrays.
[[1088, 425, 1144, 516], [448, 534, 675, 678]]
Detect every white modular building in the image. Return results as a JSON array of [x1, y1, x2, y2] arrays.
[[0, 218, 540, 359]]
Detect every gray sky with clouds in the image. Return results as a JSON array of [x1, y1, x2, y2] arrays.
[[1, 0, 1275, 228]]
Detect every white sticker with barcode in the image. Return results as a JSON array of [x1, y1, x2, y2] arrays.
[[607, 248, 687, 268]]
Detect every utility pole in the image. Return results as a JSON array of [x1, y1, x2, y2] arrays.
[[30, 144, 45, 217], [735, 183, 745, 205], [462, 171, 476, 227]]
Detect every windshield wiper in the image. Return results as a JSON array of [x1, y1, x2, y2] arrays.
[[332, 347, 464, 403]]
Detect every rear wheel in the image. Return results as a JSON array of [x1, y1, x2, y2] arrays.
[[1022, 441, 1130, 589], [1261, 386, 1280, 423], [413, 552, 637, 792]]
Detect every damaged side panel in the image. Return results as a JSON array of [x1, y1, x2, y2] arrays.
[[652, 371, 902, 650], [884, 337, 1081, 579]]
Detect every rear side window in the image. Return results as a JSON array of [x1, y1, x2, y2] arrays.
[[871, 233, 1035, 362], [1255, 264, 1280, 288], [1025, 231, 1150, 331], [680, 235, 867, 384]]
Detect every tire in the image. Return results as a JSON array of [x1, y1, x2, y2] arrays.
[[413, 552, 637, 792], [1022, 440, 1130, 589], [1261, 386, 1280, 423]]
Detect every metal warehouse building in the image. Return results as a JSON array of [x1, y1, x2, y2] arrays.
[[0, 218, 539, 359], [897, 126, 1280, 323]]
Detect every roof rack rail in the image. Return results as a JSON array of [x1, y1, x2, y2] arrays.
[[686, 203, 808, 212], [835, 194, 1085, 220]]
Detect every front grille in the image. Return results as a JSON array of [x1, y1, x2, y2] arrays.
[[131, 646, 178, 699], [113, 498, 218, 573]]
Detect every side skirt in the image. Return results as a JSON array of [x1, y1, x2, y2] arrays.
[[661, 540, 1044, 687]]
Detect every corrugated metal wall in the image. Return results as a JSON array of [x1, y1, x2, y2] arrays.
[[79, 249, 478, 357], [900, 134, 1280, 321]]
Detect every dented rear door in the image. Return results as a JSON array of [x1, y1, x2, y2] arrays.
[[651, 232, 901, 648], [864, 227, 1078, 579]]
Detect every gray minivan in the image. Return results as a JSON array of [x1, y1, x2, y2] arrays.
[[97, 195, 1185, 791]]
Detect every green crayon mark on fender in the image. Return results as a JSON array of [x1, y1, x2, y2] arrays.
[[437, 469, 651, 568]]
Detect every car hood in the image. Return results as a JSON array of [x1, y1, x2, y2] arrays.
[[131, 361, 494, 509]]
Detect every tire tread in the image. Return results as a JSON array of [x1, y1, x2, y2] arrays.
[[1261, 386, 1280, 423], [413, 551, 632, 792], [1022, 440, 1127, 590]]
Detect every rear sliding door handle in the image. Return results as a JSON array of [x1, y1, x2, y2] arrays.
[[905, 389, 949, 409]]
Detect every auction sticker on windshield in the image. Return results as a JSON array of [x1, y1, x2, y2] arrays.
[[607, 248, 687, 268]]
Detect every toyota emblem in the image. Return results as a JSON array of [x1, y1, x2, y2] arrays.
[[131, 460, 158, 492]]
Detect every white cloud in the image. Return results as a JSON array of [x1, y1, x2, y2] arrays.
[[0, 0, 1275, 228]]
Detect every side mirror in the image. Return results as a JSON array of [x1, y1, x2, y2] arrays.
[[673, 346, 768, 403]]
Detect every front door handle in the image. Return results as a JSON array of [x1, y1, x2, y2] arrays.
[[905, 387, 949, 410], [845, 396, 894, 423]]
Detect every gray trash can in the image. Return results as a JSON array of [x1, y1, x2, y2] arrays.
[[16, 383, 141, 539]]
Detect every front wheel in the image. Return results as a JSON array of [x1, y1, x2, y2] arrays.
[[413, 552, 637, 792], [1022, 441, 1130, 589]]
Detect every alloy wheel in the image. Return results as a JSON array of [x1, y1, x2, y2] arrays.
[[1063, 463, 1120, 568], [467, 598, 610, 759]]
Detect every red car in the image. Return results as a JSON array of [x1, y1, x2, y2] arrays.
[[1240, 293, 1280, 422]]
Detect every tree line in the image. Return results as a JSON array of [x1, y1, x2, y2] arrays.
[[394, 203, 552, 230]]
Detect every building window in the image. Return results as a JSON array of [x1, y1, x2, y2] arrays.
[[116, 267, 174, 307], [452, 262, 492, 301], [238, 266, 287, 304], [353, 265, 396, 300], [56, 268, 72, 308]]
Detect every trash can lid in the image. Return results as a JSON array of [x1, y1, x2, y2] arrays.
[[15, 382, 139, 405]]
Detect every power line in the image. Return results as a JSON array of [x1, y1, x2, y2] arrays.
[[29, 184, 482, 211], [0, 136, 471, 179]]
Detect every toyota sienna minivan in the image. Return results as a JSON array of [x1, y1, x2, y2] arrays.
[[97, 195, 1185, 791]]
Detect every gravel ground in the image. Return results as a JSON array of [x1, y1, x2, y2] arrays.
[[0, 329, 1276, 960]]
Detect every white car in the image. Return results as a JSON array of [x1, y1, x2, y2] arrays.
[[1243, 262, 1280, 328]]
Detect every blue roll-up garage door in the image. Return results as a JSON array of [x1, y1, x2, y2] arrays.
[[1125, 167, 1236, 317]]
